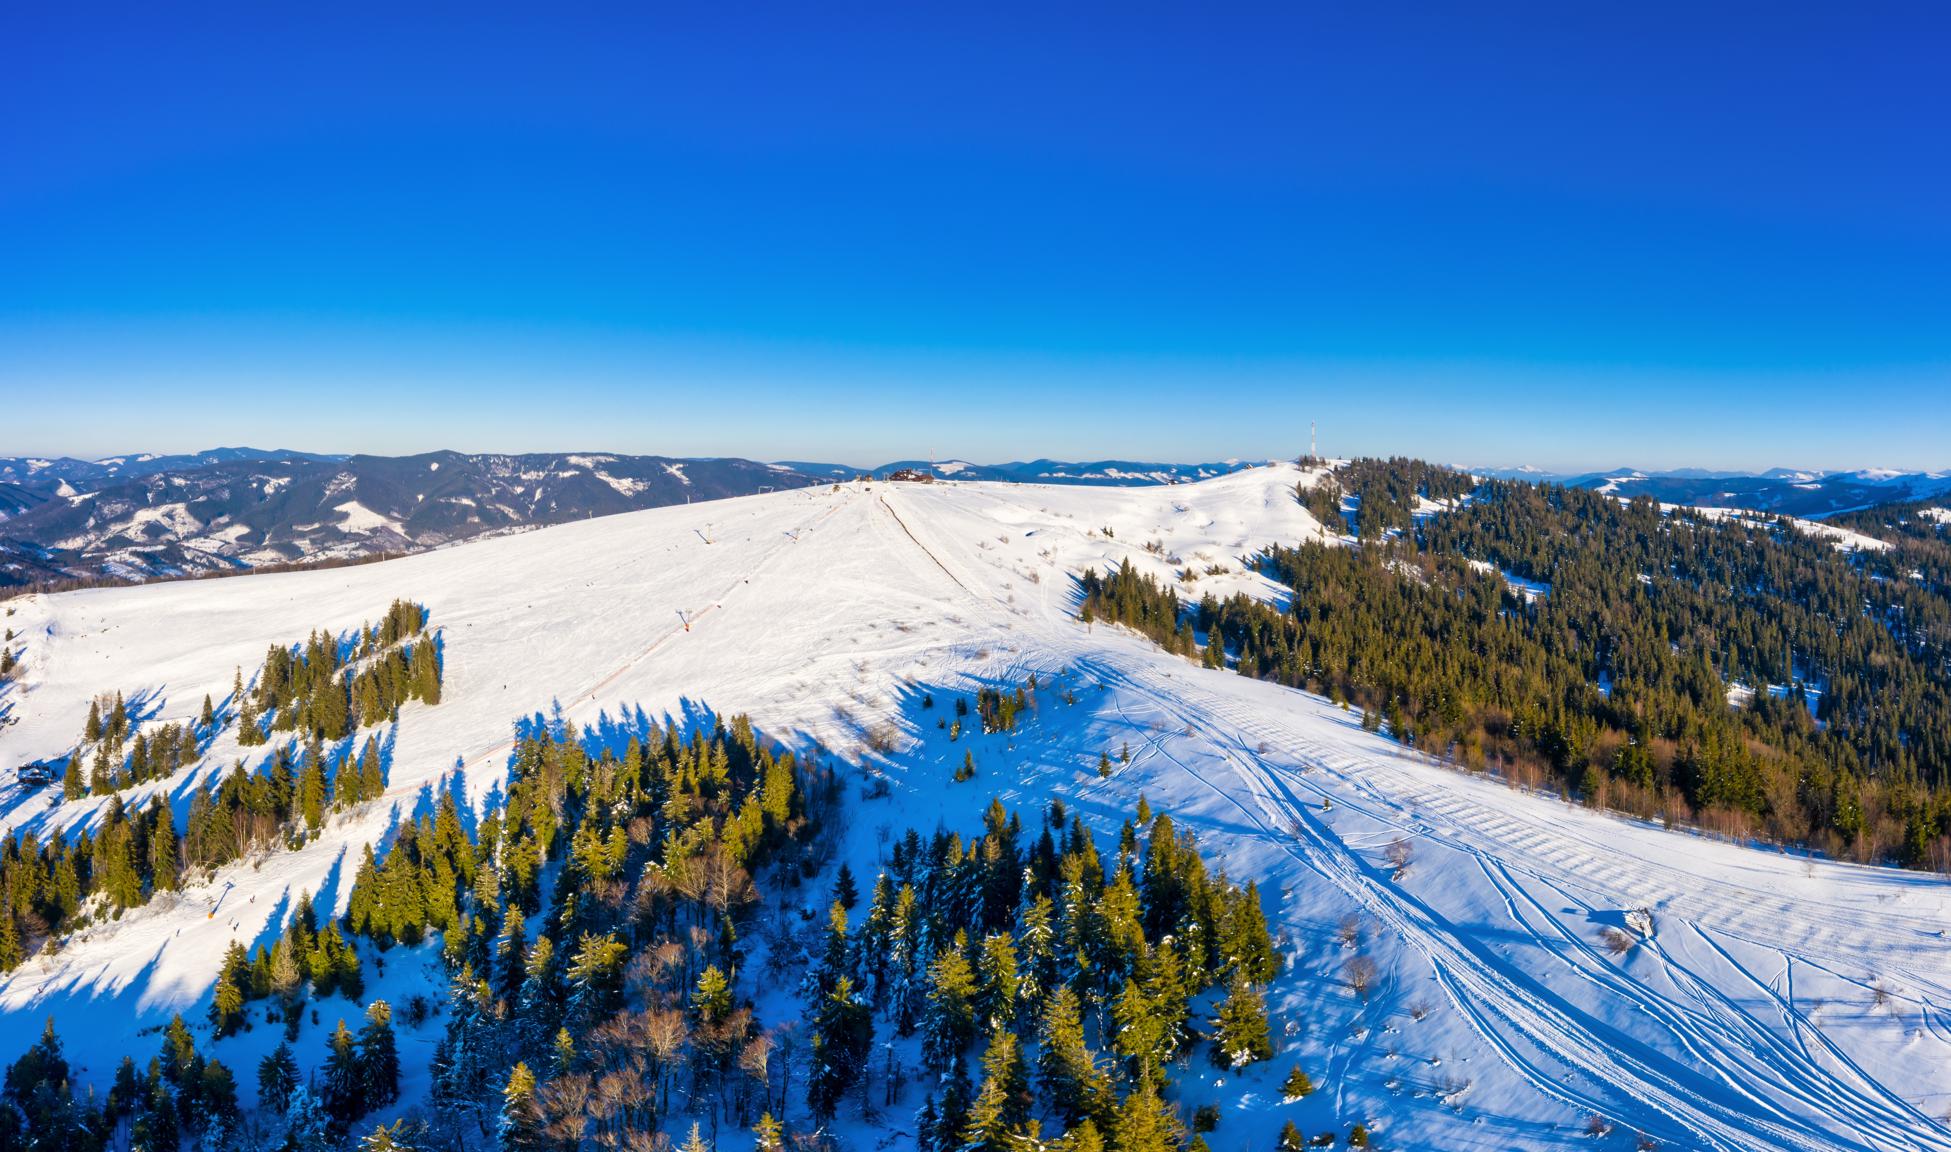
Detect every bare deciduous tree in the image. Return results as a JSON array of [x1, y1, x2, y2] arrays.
[[1386, 837, 1413, 879], [1346, 953, 1379, 1001]]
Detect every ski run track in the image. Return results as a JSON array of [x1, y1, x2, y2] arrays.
[[2, 463, 1949, 1151]]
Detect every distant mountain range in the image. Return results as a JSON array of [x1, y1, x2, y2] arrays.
[[1472, 465, 1951, 519], [0, 450, 817, 588], [0, 450, 1264, 588], [9, 449, 1940, 590], [778, 458, 1256, 485]]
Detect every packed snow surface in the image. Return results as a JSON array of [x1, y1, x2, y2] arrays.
[[2, 463, 1949, 1151]]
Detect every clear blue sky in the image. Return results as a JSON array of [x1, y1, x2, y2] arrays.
[[4, 1, 1947, 471]]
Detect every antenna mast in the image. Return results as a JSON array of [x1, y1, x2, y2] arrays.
[[1310, 420, 1317, 462]]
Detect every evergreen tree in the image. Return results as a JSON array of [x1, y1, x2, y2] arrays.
[[282, 1085, 334, 1151], [257, 1042, 300, 1117], [975, 933, 1020, 1031], [0, 909, 21, 974], [357, 1000, 401, 1113], [149, 801, 180, 892], [922, 942, 978, 1073], [1110, 1072, 1183, 1152], [297, 746, 327, 835], [833, 861, 859, 911], [321, 1018, 364, 1132], [962, 1023, 1030, 1152], [1037, 985, 1107, 1127], [498, 1063, 548, 1152], [361, 1119, 415, 1152], [209, 966, 245, 1038], [1280, 1065, 1314, 1100], [1057, 1118, 1107, 1152], [1211, 973, 1274, 1068], [807, 976, 873, 1121]]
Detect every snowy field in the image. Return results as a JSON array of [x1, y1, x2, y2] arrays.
[[2, 462, 1950, 1151]]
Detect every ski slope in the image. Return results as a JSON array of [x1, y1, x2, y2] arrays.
[[2, 462, 1949, 1150]]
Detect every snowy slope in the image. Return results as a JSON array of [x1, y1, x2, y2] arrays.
[[2, 463, 1950, 1151]]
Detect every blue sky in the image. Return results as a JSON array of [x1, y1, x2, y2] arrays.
[[3, 2, 1946, 471]]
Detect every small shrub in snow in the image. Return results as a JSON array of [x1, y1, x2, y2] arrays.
[[1281, 1065, 1315, 1100]]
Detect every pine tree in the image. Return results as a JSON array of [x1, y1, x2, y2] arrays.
[[321, 1018, 364, 1131], [888, 883, 924, 1035], [361, 1119, 414, 1152], [257, 1042, 300, 1116], [361, 737, 385, 801], [975, 932, 1020, 1031], [962, 1024, 1030, 1152], [499, 1063, 548, 1152], [914, 1096, 941, 1152], [922, 943, 978, 1073], [150, 801, 180, 892], [1037, 986, 1107, 1126], [753, 1113, 786, 1151], [1211, 972, 1273, 1068], [358, 1000, 401, 1112], [282, 1085, 334, 1151], [1280, 1065, 1314, 1100], [0, 909, 21, 973], [565, 931, 627, 1027], [693, 964, 733, 1025], [1056, 1118, 1107, 1152], [297, 744, 327, 834], [1111, 977, 1165, 1077], [833, 861, 859, 910], [1110, 1071, 1183, 1152], [804, 900, 851, 1002], [1142, 938, 1192, 1058], [210, 967, 245, 1037], [61, 752, 84, 801], [807, 976, 873, 1121], [200, 694, 216, 729]]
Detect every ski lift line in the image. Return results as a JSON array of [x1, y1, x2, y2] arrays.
[[421, 490, 854, 783], [875, 493, 975, 597], [510, 487, 858, 722]]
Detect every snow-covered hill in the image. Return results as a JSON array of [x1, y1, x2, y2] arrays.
[[2, 463, 1949, 1151]]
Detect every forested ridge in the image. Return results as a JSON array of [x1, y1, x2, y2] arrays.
[[1085, 459, 1951, 867], [1, 693, 1321, 1152], [0, 602, 441, 976]]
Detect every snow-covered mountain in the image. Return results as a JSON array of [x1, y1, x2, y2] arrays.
[[3, 463, 1947, 1151], [0, 451, 1265, 588], [776, 458, 1262, 485], [0, 451, 824, 587], [1472, 465, 1951, 519]]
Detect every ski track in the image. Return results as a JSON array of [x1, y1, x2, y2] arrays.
[[1086, 656, 1951, 1152]]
